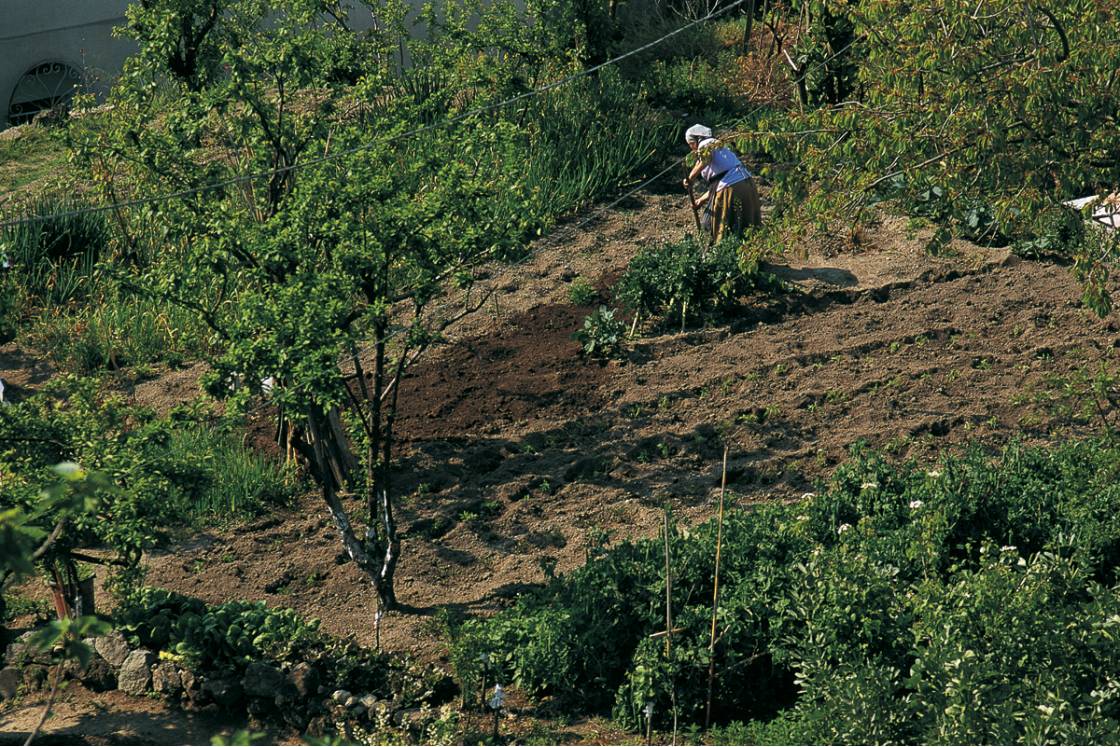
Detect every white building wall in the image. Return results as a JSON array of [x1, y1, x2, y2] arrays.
[[0, 1, 383, 127], [1, 1, 133, 125]]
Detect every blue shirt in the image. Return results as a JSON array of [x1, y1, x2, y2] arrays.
[[699, 138, 750, 191]]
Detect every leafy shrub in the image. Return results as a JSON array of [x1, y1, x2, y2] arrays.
[[573, 306, 624, 359], [567, 277, 597, 306], [117, 588, 443, 705], [119, 588, 323, 673], [450, 439, 1120, 743], [613, 235, 771, 332], [0, 377, 296, 530]]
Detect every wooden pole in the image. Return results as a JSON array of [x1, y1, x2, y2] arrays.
[[663, 509, 679, 745], [686, 180, 704, 236], [704, 447, 729, 729]]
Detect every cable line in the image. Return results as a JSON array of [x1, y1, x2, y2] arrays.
[[0, 0, 751, 229]]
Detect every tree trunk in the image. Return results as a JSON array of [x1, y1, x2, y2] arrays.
[[742, 0, 757, 55], [301, 404, 399, 610]]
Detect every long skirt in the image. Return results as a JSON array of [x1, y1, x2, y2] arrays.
[[703, 178, 762, 243]]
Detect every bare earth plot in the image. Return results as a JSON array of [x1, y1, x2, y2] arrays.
[[142, 188, 1119, 653], [3, 187, 1118, 743]]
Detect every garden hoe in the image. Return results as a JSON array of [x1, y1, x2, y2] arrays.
[[685, 179, 704, 237]]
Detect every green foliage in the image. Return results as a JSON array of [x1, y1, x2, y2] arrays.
[[451, 438, 1120, 742], [512, 69, 675, 220], [211, 730, 266, 746], [118, 588, 325, 673], [567, 277, 597, 306], [0, 399, 150, 593], [1, 592, 50, 623], [28, 287, 214, 372], [0, 376, 296, 578], [164, 424, 299, 517], [613, 235, 771, 331], [643, 51, 740, 117], [0, 460, 113, 668], [800, 0, 861, 107], [0, 196, 108, 316], [0, 124, 70, 194], [0, 462, 111, 584], [738, 0, 1120, 311], [118, 588, 442, 703], [22, 614, 112, 666], [67, 0, 715, 607], [574, 306, 624, 359]]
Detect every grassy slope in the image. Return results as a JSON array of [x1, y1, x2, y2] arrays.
[[0, 126, 73, 202]]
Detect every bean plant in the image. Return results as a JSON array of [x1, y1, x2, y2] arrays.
[[451, 438, 1120, 743]]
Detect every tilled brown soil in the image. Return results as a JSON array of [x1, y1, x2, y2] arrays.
[[4, 187, 1118, 743], [138, 190, 1119, 659]]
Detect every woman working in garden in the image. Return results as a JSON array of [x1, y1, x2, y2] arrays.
[[681, 124, 761, 242]]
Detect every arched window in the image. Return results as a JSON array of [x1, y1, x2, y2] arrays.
[[7, 62, 82, 126]]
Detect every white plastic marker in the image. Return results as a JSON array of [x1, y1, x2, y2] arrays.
[[489, 683, 504, 710], [0, 377, 5, 404]]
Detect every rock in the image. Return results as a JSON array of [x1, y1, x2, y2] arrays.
[[93, 632, 130, 668], [117, 649, 156, 695], [281, 705, 309, 731], [344, 695, 358, 708], [247, 698, 271, 718], [359, 693, 379, 711], [392, 707, 424, 727], [73, 653, 116, 692], [331, 689, 351, 704], [180, 668, 198, 693], [305, 715, 332, 738], [242, 661, 286, 699], [202, 678, 243, 708], [22, 665, 48, 691], [5, 631, 47, 666], [288, 662, 319, 700], [152, 662, 182, 695], [0, 667, 20, 700]]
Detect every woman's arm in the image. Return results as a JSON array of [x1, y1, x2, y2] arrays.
[[682, 158, 705, 189]]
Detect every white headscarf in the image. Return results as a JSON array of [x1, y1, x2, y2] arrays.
[[685, 124, 713, 145]]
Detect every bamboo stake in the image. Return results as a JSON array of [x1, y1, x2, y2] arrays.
[[705, 447, 730, 730], [663, 509, 679, 745]]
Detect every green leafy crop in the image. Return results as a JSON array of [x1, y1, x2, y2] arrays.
[[451, 438, 1120, 743]]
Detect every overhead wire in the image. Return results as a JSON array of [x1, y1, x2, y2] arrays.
[[4, 14, 863, 389], [367, 33, 865, 351], [239, 15, 867, 399], [0, 0, 752, 229]]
